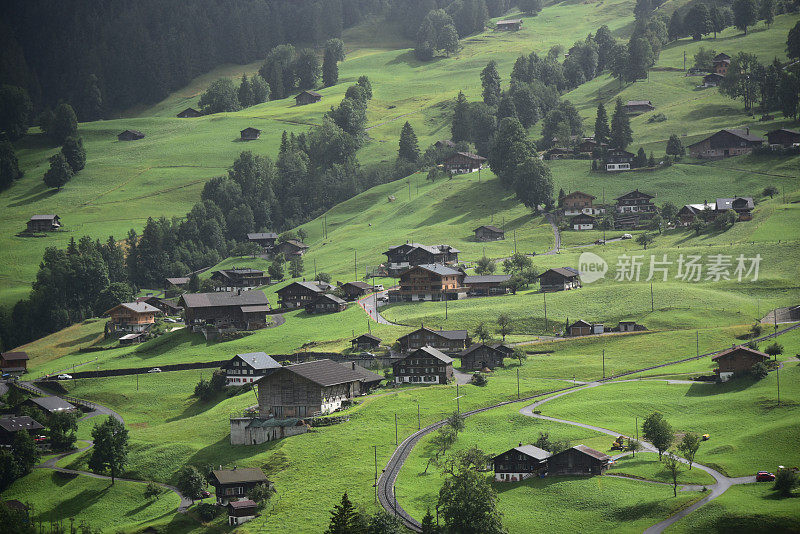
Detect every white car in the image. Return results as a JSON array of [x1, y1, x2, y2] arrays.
[[621, 233, 633, 239], [373, 284, 385, 291], [57, 374, 73, 380], [147, 368, 162, 373]]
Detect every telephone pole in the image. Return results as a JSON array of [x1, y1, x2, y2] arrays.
[[602, 349, 605, 379], [354, 250, 357, 280], [373, 445, 378, 502], [543, 291, 548, 333], [395, 413, 398, 445], [516, 369, 520, 399], [696, 330, 699, 357]]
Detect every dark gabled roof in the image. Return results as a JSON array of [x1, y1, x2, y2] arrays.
[[166, 277, 190, 286], [409, 263, 462, 276], [228, 499, 258, 509], [278, 281, 324, 294], [105, 302, 160, 316], [540, 267, 580, 280], [711, 345, 770, 361], [313, 293, 347, 305], [233, 352, 281, 370], [280, 239, 308, 249], [497, 18, 523, 24], [570, 213, 596, 222], [688, 129, 764, 148], [247, 232, 279, 240], [241, 127, 261, 134], [767, 128, 800, 136], [489, 343, 514, 354], [342, 281, 373, 290], [27, 396, 76, 413], [569, 319, 593, 328], [211, 468, 269, 485], [474, 225, 504, 233], [179, 290, 269, 309], [352, 333, 382, 343], [459, 343, 503, 357], [29, 214, 59, 221], [435, 139, 456, 147], [571, 445, 611, 461], [0, 416, 44, 433], [563, 191, 596, 200], [615, 189, 654, 201], [339, 361, 383, 384], [463, 275, 511, 284], [407, 346, 454, 364], [297, 90, 322, 98], [281, 359, 363, 387], [625, 100, 653, 106], [399, 326, 469, 343], [452, 151, 487, 161], [713, 53, 731, 60], [1, 352, 29, 361], [494, 444, 551, 461], [3, 500, 28, 511], [119, 129, 144, 136], [716, 197, 754, 211]]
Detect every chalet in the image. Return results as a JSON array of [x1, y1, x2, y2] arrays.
[[295, 90, 322, 105], [0, 351, 29, 373], [139, 296, 182, 316], [247, 232, 279, 249], [339, 361, 383, 391], [305, 293, 347, 314], [490, 343, 515, 357], [351, 333, 381, 351], [210, 268, 270, 291], [539, 267, 581, 292], [615, 189, 656, 215], [209, 467, 270, 506], [546, 147, 574, 160], [493, 444, 550, 482], [179, 290, 270, 331], [474, 225, 505, 241], [712, 345, 770, 381], [27, 214, 61, 232], [713, 53, 731, 75], [702, 73, 724, 87], [340, 281, 374, 301], [496, 19, 523, 31], [256, 359, 363, 417], [567, 320, 603, 337], [24, 396, 77, 415], [0, 416, 44, 446], [677, 202, 714, 226], [548, 445, 611, 476], [222, 352, 281, 386], [562, 191, 602, 216], [104, 302, 159, 333], [716, 197, 755, 221], [276, 281, 324, 309], [227, 500, 258, 526], [397, 326, 470, 353], [577, 137, 607, 153], [687, 129, 764, 159], [459, 343, 505, 371], [443, 152, 486, 174], [389, 263, 466, 302], [766, 128, 800, 148], [571, 213, 596, 231], [117, 129, 144, 141], [240, 127, 261, 140], [623, 100, 655, 114], [165, 277, 190, 289], [384, 243, 460, 274], [462, 274, 511, 296], [604, 149, 635, 171], [434, 140, 456, 149], [393, 346, 454, 385], [177, 107, 202, 118], [275, 239, 308, 257]]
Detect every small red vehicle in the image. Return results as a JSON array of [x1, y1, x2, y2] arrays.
[[199, 490, 211, 498], [34, 435, 47, 443], [756, 471, 775, 482]]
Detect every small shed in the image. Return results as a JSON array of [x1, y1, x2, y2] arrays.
[[351, 333, 381, 350], [1, 351, 29, 373], [766, 128, 800, 148], [340, 281, 374, 301], [474, 225, 505, 241], [227, 500, 258, 526], [27, 214, 61, 233], [459, 343, 505, 371], [623, 100, 655, 114], [567, 320, 593, 337], [702, 73, 724, 87], [539, 268, 581, 292], [496, 19, 523, 31], [712, 345, 770, 381], [117, 129, 145, 141], [240, 127, 261, 140], [177, 107, 202, 118], [295, 90, 322, 106], [24, 396, 78, 415]]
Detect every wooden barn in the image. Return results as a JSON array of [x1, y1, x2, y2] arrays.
[[275, 239, 308, 257], [0, 416, 44, 446], [0, 351, 29, 373], [276, 281, 324, 309], [209, 467, 270, 506], [539, 268, 581, 292], [340, 281, 374, 301], [493, 444, 551, 482], [622, 100, 655, 114], [240, 127, 261, 140], [459, 343, 506, 371], [462, 275, 510, 296], [474, 225, 505, 241], [27, 214, 61, 232], [179, 290, 270, 330], [712, 345, 770, 381], [351, 333, 381, 351], [547, 445, 610, 476], [397, 326, 470, 353], [295, 90, 322, 105], [687, 129, 764, 159], [495, 19, 523, 31], [210, 268, 270, 291], [117, 129, 144, 141], [247, 232, 279, 248], [305, 293, 347, 314], [104, 302, 159, 333], [766, 128, 800, 148], [177, 107, 202, 118], [571, 213, 596, 231]]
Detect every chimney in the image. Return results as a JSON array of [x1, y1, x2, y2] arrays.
[[519, 442, 523, 447], [746, 127, 750, 135]]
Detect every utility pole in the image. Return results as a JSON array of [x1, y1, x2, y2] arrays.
[[445, 295, 448, 320], [417, 403, 421, 430], [354, 250, 357, 280], [514, 229, 517, 255], [602, 349, 605, 379], [635, 416, 638, 458], [543, 291, 548, 333], [136, 373, 138, 391], [395, 413, 398, 445], [696, 331, 699, 357], [777, 365, 780, 406], [456, 383, 460, 413], [314, 258, 317, 281], [683, 50, 686, 72], [373, 445, 378, 503], [602, 188, 606, 243], [408, 181, 411, 201], [516, 369, 520, 399]]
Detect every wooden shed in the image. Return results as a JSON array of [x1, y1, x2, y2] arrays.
[[547, 445, 610, 476], [240, 127, 261, 140], [117, 129, 144, 141], [295, 90, 322, 105]]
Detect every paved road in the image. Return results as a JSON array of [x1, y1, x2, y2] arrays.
[[15, 381, 125, 424], [543, 212, 561, 255], [358, 291, 398, 325], [452, 368, 473, 385]]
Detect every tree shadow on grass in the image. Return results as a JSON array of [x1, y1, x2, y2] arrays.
[[7, 186, 59, 208], [415, 180, 528, 229], [41, 485, 112, 523], [165, 394, 227, 423], [386, 50, 447, 69], [56, 332, 103, 348], [699, 514, 800, 533], [684, 378, 757, 397], [185, 435, 283, 473]]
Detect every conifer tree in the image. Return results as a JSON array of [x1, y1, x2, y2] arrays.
[[594, 102, 610, 145], [325, 492, 359, 534], [609, 98, 632, 150], [451, 91, 472, 142], [480, 60, 502, 107], [398, 121, 420, 162], [238, 73, 253, 108]]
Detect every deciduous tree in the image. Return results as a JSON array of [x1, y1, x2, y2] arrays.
[[662, 451, 683, 497], [677, 432, 701, 470], [733, 0, 758, 34], [61, 136, 86, 172], [88, 416, 129, 484], [51, 102, 78, 144], [642, 411, 673, 460], [43, 152, 73, 190]]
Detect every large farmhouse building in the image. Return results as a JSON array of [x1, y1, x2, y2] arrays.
[[0, 416, 44, 446], [443, 152, 486, 173], [210, 268, 270, 291], [548, 445, 611, 476], [493, 445, 551, 482], [688, 129, 764, 159], [0, 352, 29, 374], [389, 263, 466, 302], [209, 467, 270, 506], [222, 352, 282, 386], [392, 346, 454, 385], [766, 128, 800, 148], [459, 343, 506, 371], [539, 268, 581, 292], [179, 290, 270, 331], [397, 326, 470, 353], [614, 189, 657, 229], [247, 232, 279, 249], [276, 281, 325, 309], [712, 345, 770, 381], [562, 191, 602, 216], [104, 302, 159, 334], [604, 149, 634, 171], [383, 243, 460, 274]]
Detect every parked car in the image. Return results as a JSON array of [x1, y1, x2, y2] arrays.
[[57, 374, 73, 380], [373, 284, 385, 291], [147, 368, 162, 373], [164, 318, 177, 323], [377, 295, 388, 302], [756, 471, 775, 482], [594, 239, 605, 245], [621, 233, 633, 239], [200, 490, 211, 498]]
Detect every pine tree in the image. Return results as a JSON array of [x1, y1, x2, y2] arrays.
[[0, 140, 23, 191], [665, 134, 685, 156], [421, 509, 438, 534], [238, 74, 253, 108], [609, 98, 632, 150], [322, 49, 339, 87], [558, 188, 565, 207], [451, 91, 472, 142], [668, 10, 683, 41], [481, 61, 502, 107], [325, 492, 359, 534], [61, 136, 86, 172], [289, 257, 304, 278], [398, 121, 420, 162], [496, 92, 517, 120], [594, 102, 610, 145], [51, 102, 78, 144], [43, 152, 73, 190], [759, 0, 775, 28]]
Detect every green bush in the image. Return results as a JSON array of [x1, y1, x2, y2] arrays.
[[196, 502, 218, 521]]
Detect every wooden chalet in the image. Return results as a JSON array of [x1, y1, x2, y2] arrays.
[[351, 333, 381, 351], [240, 127, 261, 140], [496, 18, 523, 31], [24, 396, 77, 415], [339, 361, 383, 392], [712, 345, 770, 381], [567, 320, 603, 337], [397, 326, 470, 353], [27, 214, 61, 232], [295, 90, 322, 105], [562, 191, 603, 216], [570, 213, 596, 231], [340, 281, 374, 301], [256, 359, 363, 417], [539, 268, 581, 292], [462, 274, 511, 296], [713, 53, 731, 75], [577, 137, 607, 153], [548, 445, 611, 476], [702, 73, 724, 87], [139, 296, 182, 316], [677, 202, 715, 226], [443, 152, 486, 173], [392, 346, 454, 385], [165, 276, 190, 289], [459, 343, 505, 371], [474, 225, 505, 241], [305, 293, 347, 314], [227, 500, 258, 526], [275, 239, 308, 257], [276, 281, 324, 309], [688, 129, 764, 159], [1, 351, 29, 373], [389, 263, 466, 302], [104, 302, 159, 333], [209, 467, 270, 506], [434, 140, 456, 149], [623, 100, 655, 114], [383, 243, 460, 274], [247, 232, 279, 248], [604, 149, 634, 171], [222, 352, 281, 386], [766, 128, 800, 148], [179, 290, 270, 331], [615, 189, 656, 215], [210, 268, 270, 291], [493, 444, 551, 482], [716, 197, 755, 221], [177, 107, 202, 118], [0, 416, 44, 446], [117, 129, 144, 141]]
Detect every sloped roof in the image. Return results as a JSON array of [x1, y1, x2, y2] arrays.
[[514, 444, 551, 460], [767, 128, 800, 136], [341, 281, 373, 290], [716, 197, 754, 211], [453, 151, 487, 161], [722, 128, 764, 142], [339, 361, 383, 384], [282, 359, 363, 387], [615, 189, 654, 201], [0, 416, 44, 433], [278, 281, 324, 294], [570, 213, 596, 222], [569, 320, 593, 328], [459, 343, 503, 357], [409, 346, 454, 364], [497, 18, 523, 24], [1, 352, 29, 361], [411, 263, 462, 276], [314, 293, 347, 305], [474, 225, 504, 233], [228, 499, 258, 509], [234, 352, 281, 370], [180, 290, 269, 309], [297, 90, 322, 98], [571, 445, 611, 461], [27, 396, 76, 413], [247, 232, 279, 240], [711, 345, 770, 361], [211, 468, 269, 485], [241, 127, 261, 134], [399, 327, 469, 342], [625, 100, 653, 106], [29, 214, 58, 221], [563, 191, 596, 200], [105, 302, 160, 315], [463, 275, 511, 284], [166, 277, 190, 285], [119, 129, 144, 136], [540, 267, 580, 279], [353, 333, 381, 342]]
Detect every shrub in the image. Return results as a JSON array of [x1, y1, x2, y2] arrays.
[[470, 372, 488, 386], [144, 481, 161, 500], [196, 502, 218, 521], [751, 362, 769, 379], [773, 469, 799, 497]]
